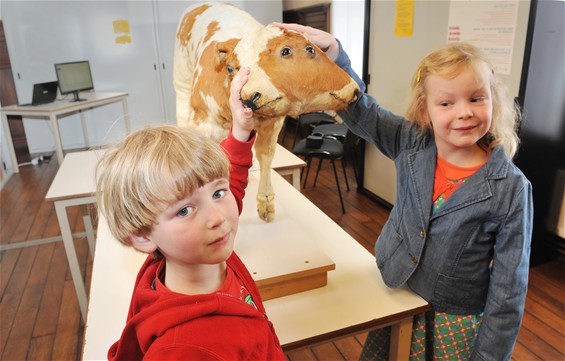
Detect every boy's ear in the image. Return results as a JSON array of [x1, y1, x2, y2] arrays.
[[130, 234, 158, 254]]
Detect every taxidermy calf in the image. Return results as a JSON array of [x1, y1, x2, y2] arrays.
[[174, 2, 359, 222]]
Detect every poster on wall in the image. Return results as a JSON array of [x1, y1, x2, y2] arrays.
[[447, 0, 519, 75]]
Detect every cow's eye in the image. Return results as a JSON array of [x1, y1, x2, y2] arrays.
[[280, 47, 292, 57], [305, 45, 316, 56], [227, 65, 234, 74]]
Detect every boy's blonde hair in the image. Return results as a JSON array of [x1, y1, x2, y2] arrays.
[[405, 42, 521, 158], [95, 125, 229, 254]]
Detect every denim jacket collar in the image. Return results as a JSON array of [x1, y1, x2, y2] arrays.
[[407, 145, 509, 221]]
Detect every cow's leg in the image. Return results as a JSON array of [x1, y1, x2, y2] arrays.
[[254, 116, 285, 222]]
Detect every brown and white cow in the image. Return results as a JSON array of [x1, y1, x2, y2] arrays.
[[174, 3, 359, 222]]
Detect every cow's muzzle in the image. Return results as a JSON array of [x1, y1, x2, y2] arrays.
[[242, 92, 262, 111]]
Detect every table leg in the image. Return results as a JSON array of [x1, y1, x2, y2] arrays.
[[1, 112, 20, 173], [389, 316, 414, 360], [54, 196, 96, 321], [83, 214, 96, 257], [121, 98, 131, 134], [50, 114, 64, 166], [79, 110, 90, 148], [291, 168, 301, 191]]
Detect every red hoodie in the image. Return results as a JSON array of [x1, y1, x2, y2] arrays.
[[107, 130, 286, 360]]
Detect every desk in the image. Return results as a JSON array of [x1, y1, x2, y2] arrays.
[[44, 144, 305, 321], [45, 150, 103, 320], [1, 92, 130, 172], [82, 170, 429, 360]]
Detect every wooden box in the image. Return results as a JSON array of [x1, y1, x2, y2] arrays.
[[235, 183, 335, 301]]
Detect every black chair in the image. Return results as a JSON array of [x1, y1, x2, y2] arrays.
[[311, 123, 348, 142], [312, 123, 360, 181], [292, 136, 349, 213], [281, 112, 336, 147]]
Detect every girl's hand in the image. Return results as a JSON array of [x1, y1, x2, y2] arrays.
[[272, 22, 339, 61], [229, 67, 255, 142]]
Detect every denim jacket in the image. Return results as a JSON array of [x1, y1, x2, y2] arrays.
[[334, 45, 533, 361]]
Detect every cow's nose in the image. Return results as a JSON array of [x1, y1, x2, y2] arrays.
[[242, 92, 261, 111]]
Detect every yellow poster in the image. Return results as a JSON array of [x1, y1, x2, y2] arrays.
[[395, 0, 414, 37], [113, 20, 131, 44]]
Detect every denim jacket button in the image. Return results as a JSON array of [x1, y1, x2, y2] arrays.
[[419, 229, 425, 238], [411, 256, 418, 265]]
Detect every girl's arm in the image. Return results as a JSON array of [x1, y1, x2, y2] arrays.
[[472, 178, 533, 360]]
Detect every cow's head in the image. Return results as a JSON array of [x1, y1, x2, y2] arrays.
[[216, 25, 360, 119]]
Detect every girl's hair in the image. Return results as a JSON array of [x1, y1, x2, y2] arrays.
[[95, 125, 229, 257], [405, 42, 521, 158]]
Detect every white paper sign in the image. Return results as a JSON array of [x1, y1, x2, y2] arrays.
[[447, 0, 519, 74]]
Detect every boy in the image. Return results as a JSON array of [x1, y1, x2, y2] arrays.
[[96, 68, 286, 360]]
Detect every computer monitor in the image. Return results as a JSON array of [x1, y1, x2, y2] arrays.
[[54, 61, 94, 102]]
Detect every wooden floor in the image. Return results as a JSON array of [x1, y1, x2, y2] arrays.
[[1, 128, 564, 360]]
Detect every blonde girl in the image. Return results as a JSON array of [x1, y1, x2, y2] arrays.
[[276, 23, 533, 361]]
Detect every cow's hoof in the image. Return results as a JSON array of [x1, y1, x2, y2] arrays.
[[256, 192, 275, 222]]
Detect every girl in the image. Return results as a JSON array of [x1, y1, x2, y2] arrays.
[[276, 23, 533, 361]]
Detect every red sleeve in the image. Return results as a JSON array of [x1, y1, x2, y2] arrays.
[[220, 128, 256, 214]]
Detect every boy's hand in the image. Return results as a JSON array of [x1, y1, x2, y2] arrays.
[[230, 67, 255, 142], [272, 22, 339, 61]]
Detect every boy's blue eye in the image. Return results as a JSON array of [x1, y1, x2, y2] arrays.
[[213, 189, 227, 200], [177, 206, 194, 217]]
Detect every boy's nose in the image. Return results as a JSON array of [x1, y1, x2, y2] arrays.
[[206, 205, 226, 228]]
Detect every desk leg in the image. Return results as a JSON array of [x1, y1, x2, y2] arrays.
[[1, 113, 19, 173], [121, 98, 131, 134], [54, 196, 96, 321], [291, 168, 301, 191], [389, 317, 413, 360], [50, 114, 64, 166], [79, 110, 90, 148], [83, 214, 96, 257]]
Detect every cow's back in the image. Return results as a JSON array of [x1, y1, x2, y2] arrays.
[[174, 3, 262, 139]]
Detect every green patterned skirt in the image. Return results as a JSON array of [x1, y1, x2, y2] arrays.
[[360, 311, 482, 360]]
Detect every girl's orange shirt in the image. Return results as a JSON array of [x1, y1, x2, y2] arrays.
[[433, 156, 486, 202]]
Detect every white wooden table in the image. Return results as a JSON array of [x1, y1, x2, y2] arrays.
[[45, 150, 104, 320], [82, 170, 430, 360], [1, 92, 130, 172]]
